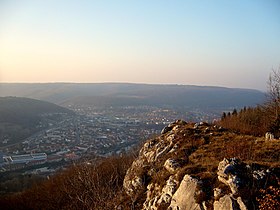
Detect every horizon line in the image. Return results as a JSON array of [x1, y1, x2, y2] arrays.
[[0, 81, 265, 92]]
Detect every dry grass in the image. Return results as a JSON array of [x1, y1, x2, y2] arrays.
[[257, 185, 280, 210], [0, 153, 135, 210], [142, 123, 280, 209], [1, 122, 279, 209]]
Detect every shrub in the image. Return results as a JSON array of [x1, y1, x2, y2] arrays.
[[0, 153, 135, 210]]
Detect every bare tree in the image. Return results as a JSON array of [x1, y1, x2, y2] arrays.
[[266, 66, 280, 136], [267, 67, 280, 117]]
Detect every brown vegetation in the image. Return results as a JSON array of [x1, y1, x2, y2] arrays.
[[1, 69, 280, 209], [257, 184, 280, 210], [219, 106, 270, 136], [122, 122, 280, 209], [219, 67, 280, 137], [1, 125, 279, 209], [0, 153, 135, 210]]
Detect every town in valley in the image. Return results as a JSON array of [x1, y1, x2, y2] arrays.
[[0, 104, 219, 178]]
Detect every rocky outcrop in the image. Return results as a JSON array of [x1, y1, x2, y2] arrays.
[[122, 120, 279, 210], [169, 175, 204, 210], [217, 158, 245, 195], [213, 195, 247, 210]]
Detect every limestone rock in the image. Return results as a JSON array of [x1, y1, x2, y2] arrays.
[[122, 120, 277, 210], [143, 176, 179, 209], [123, 159, 147, 198], [217, 158, 243, 195], [161, 126, 173, 135], [164, 158, 180, 173], [265, 132, 274, 140], [214, 188, 222, 199], [168, 175, 203, 210], [213, 195, 247, 210], [161, 120, 187, 134]]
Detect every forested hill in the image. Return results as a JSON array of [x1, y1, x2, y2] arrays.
[[0, 83, 265, 109], [0, 97, 74, 146]]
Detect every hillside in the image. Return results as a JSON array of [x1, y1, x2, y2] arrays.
[[0, 120, 279, 209], [0, 83, 264, 110], [122, 120, 280, 209], [0, 97, 74, 146]]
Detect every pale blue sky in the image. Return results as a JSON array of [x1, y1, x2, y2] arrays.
[[0, 0, 279, 90]]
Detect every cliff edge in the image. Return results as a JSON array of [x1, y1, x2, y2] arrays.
[[121, 120, 280, 210]]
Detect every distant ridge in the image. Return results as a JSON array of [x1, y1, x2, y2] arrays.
[[0, 83, 265, 109]]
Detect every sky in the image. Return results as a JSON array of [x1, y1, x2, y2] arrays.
[[0, 0, 279, 90]]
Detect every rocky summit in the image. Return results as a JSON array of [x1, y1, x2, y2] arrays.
[[121, 120, 280, 210]]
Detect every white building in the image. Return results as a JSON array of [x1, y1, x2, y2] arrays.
[[4, 153, 47, 164]]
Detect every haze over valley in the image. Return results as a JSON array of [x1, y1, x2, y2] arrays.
[[0, 83, 264, 178], [0, 1, 279, 209], [0, 83, 264, 109]]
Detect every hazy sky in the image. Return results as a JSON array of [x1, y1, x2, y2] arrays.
[[0, 0, 279, 90]]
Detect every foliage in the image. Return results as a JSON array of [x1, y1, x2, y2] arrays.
[[257, 184, 280, 209], [0, 153, 135, 210], [219, 67, 280, 137], [219, 106, 270, 136]]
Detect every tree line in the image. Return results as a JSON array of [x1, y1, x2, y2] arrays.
[[219, 67, 280, 137]]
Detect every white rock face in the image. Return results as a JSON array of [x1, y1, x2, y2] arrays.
[[143, 176, 179, 209], [213, 195, 247, 210], [168, 175, 203, 210], [123, 158, 147, 197], [143, 174, 206, 210], [164, 158, 180, 173], [122, 121, 273, 210], [265, 132, 274, 140], [217, 158, 242, 195]]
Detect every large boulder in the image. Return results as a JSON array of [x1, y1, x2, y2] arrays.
[[168, 175, 204, 210], [217, 158, 245, 195], [214, 195, 247, 210]]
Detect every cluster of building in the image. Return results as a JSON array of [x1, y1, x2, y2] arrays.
[[0, 105, 219, 174]]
